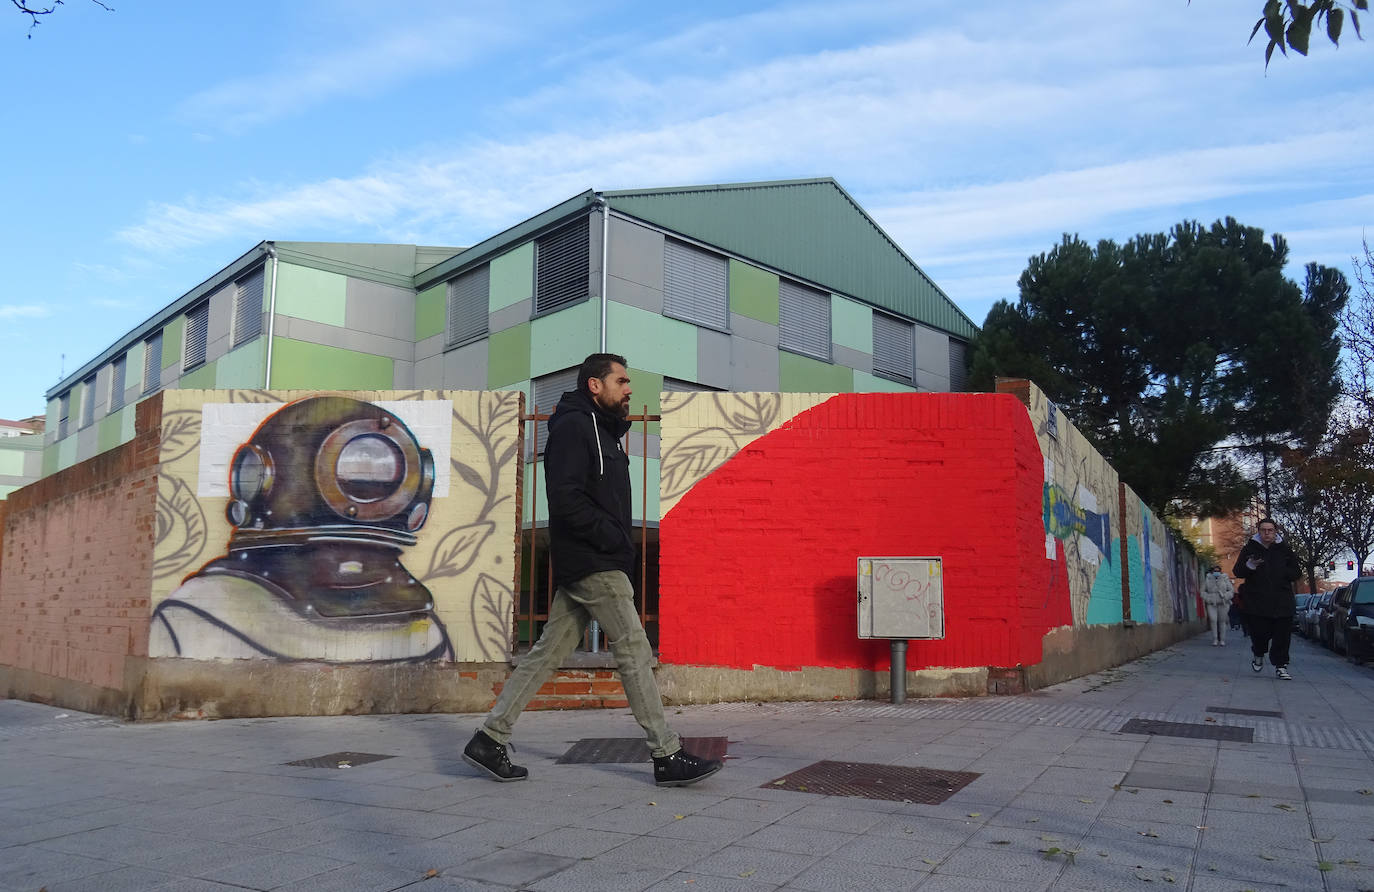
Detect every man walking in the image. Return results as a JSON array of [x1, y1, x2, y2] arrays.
[[464, 353, 723, 787], [1233, 517, 1301, 679], [1201, 566, 1234, 646]]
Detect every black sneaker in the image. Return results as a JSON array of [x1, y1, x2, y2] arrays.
[[463, 729, 528, 782], [1251, 656, 1263, 673], [1276, 666, 1292, 680], [653, 749, 724, 787]]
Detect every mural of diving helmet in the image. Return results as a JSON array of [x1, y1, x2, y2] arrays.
[[200, 396, 437, 619]]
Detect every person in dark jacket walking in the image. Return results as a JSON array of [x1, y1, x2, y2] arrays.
[[1233, 517, 1302, 679], [464, 353, 723, 787]]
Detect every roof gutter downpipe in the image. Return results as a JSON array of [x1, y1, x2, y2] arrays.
[[597, 196, 609, 352], [263, 243, 279, 389]]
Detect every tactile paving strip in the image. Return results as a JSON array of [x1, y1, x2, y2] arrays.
[[1120, 718, 1254, 742], [763, 760, 980, 804], [557, 736, 729, 764], [284, 751, 396, 769], [1206, 706, 1283, 718]]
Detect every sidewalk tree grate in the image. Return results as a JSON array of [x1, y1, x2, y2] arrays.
[[762, 761, 980, 804], [557, 736, 728, 764], [284, 751, 396, 769], [1120, 719, 1254, 742], [1206, 706, 1283, 718]]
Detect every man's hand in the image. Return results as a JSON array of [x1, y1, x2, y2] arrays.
[[1246, 556, 1263, 570]]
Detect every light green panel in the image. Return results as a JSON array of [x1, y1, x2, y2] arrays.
[[780, 351, 853, 392], [531, 300, 600, 377], [832, 296, 873, 353], [0, 448, 24, 476], [268, 338, 393, 389], [126, 340, 145, 382], [46, 397, 60, 432], [627, 368, 662, 436], [215, 340, 267, 388], [57, 435, 78, 471], [523, 463, 549, 533], [179, 358, 218, 390], [524, 457, 662, 524], [162, 317, 184, 369], [490, 242, 534, 311], [488, 322, 532, 387], [275, 262, 347, 326], [415, 284, 445, 341], [853, 370, 916, 393], [42, 445, 57, 476], [121, 401, 136, 441], [97, 407, 132, 453], [730, 260, 779, 325], [0, 483, 17, 499], [605, 302, 696, 382]]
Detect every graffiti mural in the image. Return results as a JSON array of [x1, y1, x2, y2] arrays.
[[148, 389, 521, 663]]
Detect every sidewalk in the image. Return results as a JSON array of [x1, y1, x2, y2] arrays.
[[3, 633, 1373, 892]]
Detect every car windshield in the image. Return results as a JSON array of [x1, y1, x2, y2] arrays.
[[1353, 585, 1374, 606]]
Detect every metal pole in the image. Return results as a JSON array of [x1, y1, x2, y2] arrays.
[[890, 640, 908, 704], [527, 408, 541, 649], [640, 407, 648, 630]]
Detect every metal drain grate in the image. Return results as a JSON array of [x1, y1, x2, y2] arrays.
[[557, 736, 729, 764], [284, 751, 396, 769], [763, 761, 980, 804], [1205, 706, 1283, 718], [1120, 719, 1254, 742]]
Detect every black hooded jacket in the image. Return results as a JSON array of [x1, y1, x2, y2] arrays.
[[544, 388, 634, 588], [1232, 532, 1301, 618]]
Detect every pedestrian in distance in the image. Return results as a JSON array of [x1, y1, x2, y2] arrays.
[[1201, 565, 1234, 646], [1233, 517, 1301, 680], [463, 353, 724, 787]]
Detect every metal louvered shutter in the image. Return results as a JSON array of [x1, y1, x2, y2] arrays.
[[779, 280, 831, 361], [663, 239, 728, 329], [530, 367, 581, 456], [232, 267, 265, 347], [873, 312, 914, 382], [447, 264, 490, 347], [535, 217, 590, 314], [143, 332, 162, 393], [80, 375, 96, 428], [57, 392, 70, 438], [948, 339, 968, 392], [184, 302, 209, 369], [109, 355, 126, 411]]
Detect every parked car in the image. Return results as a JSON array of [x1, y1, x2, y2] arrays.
[[1332, 577, 1374, 662], [1303, 589, 1336, 643], [1294, 594, 1316, 635]]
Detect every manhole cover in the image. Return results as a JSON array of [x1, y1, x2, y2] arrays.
[[1120, 719, 1254, 742], [1205, 706, 1282, 718], [762, 761, 980, 804], [284, 751, 396, 769], [557, 736, 728, 764]]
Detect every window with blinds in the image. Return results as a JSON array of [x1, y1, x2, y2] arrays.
[[232, 267, 265, 348], [663, 239, 728, 330], [447, 264, 490, 347], [529, 366, 581, 457], [873, 312, 915, 382], [948, 339, 968, 392], [57, 392, 70, 438], [534, 217, 590, 314], [109, 354, 126, 411], [779, 280, 831, 361], [184, 302, 210, 370], [143, 332, 162, 394], [80, 375, 97, 428]]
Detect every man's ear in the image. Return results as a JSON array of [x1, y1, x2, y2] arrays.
[[586, 376, 602, 396]]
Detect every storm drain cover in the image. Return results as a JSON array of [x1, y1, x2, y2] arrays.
[[1120, 719, 1254, 742], [1205, 706, 1282, 718], [557, 736, 728, 764], [763, 761, 980, 804], [284, 751, 396, 769]]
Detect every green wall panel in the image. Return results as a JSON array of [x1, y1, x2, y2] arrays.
[[780, 351, 853, 392], [97, 407, 131, 453], [627, 368, 662, 436], [531, 300, 599, 377], [729, 260, 779, 325], [853, 370, 916, 393], [57, 435, 78, 472], [42, 445, 57, 476], [125, 340, 145, 384], [45, 397, 59, 432], [0, 447, 25, 476], [0, 483, 17, 499], [832, 296, 873, 353], [415, 284, 446, 341], [490, 243, 534, 312], [161, 317, 183, 370], [488, 322, 532, 387], [179, 359, 218, 391], [268, 338, 393, 389], [275, 262, 347, 326], [605, 303, 696, 382], [215, 340, 267, 389]]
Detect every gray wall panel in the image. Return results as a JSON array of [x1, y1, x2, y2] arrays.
[[414, 332, 444, 363], [414, 353, 443, 388], [730, 337, 780, 391], [392, 359, 414, 390], [443, 338, 488, 389], [608, 217, 665, 291], [914, 325, 949, 377], [730, 312, 778, 347], [489, 298, 533, 334], [833, 344, 872, 375], [347, 278, 416, 341], [607, 277, 663, 314], [697, 328, 731, 389], [277, 317, 413, 360]]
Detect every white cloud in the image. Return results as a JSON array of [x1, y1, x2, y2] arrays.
[[0, 305, 50, 320]]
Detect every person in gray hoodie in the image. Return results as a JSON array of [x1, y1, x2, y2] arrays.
[[1233, 517, 1301, 679], [1201, 566, 1235, 646]]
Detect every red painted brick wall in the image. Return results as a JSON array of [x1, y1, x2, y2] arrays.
[[660, 392, 1070, 671], [0, 396, 162, 692]]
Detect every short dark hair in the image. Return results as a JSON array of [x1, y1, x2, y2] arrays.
[[1258, 517, 1278, 529], [577, 353, 627, 393]]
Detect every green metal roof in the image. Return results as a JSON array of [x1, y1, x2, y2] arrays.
[[603, 178, 976, 339]]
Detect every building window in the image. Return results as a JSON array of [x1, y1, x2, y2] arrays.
[[778, 280, 831, 361], [447, 264, 490, 347], [184, 302, 209, 370], [534, 217, 590, 315], [873, 312, 914, 382], [663, 239, 728, 330], [109, 354, 126, 412], [57, 391, 71, 438], [80, 375, 97, 428], [529, 367, 581, 457], [948, 339, 968, 392], [143, 332, 162, 394], [231, 267, 264, 348]]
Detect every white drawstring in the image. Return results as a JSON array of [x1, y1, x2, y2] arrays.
[[592, 413, 603, 475]]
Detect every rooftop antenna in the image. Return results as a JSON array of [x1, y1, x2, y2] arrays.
[[58, 353, 65, 381]]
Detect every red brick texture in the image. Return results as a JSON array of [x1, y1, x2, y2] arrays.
[[0, 396, 163, 692], [660, 392, 1071, 671]]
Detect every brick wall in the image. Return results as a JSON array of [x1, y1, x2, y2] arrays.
[[0, 396, 162, 694]]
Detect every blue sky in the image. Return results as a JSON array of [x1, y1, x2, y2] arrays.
[[1, 0, 1370, 421]]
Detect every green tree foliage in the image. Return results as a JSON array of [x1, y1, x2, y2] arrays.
[[969, 218, 1348, 518], [1248, 0, 1367, 65]]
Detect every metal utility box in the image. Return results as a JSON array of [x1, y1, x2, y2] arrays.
[[857, 557, 945, 640]]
